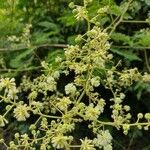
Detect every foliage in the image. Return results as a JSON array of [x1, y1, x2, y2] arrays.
[[0, 0, 150, 149]]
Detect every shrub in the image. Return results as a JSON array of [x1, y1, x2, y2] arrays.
[[0, 0, 150, 149]]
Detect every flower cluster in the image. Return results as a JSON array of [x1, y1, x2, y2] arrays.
[[84, 103, 104, 121], [7, 35, 20, 42], [93, 130, 113, 150], [56, 97, 72, 111], [65, 83, 77, 95], [119, 68, 142, 87], [7, 24, 32, 47], [0, 1, 150, 150], [90, 76, 100, 87], [20, 74, 57, 95], [142, 72, 150, 82]]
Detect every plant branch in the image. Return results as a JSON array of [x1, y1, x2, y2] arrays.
[[2, 44, 150, 53], [121, 20, 148, 24], [109, 0, 133, 35], [0, 66, 42, 72], [0, 44, 68, 52], [112, 45, 150, 50]]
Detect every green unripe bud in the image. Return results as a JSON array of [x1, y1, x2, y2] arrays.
[[137, 113, 143, 119], [69, 2, 75, 9]]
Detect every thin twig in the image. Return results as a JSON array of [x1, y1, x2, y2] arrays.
[[113, 139, 126, 150], [0, 66, 42, 72], [0, 44, 68, 52], [126, 132, 135, 150], [112, 45, 150, 50], [1, 44, 150, 54], [121, 20, 148, 24], [109, 0, 133, 35]]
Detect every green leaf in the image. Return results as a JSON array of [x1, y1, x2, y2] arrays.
[[67, 35, 76, 45], [134, 81, 150, 100], [9, 49, 33, 68], [111, 48, 141, 61], [58, 12, 76, 27], [145, 0, 150, 6], [111, 32, 133, 45], [138, 34, 150, 46], [133, 30, 150, 46], [38, 21, 59, 31], [110, 5, 122, 16], [101, 0, 115, 5], [46, 49, 64, 67], [32, 32, 50, 44]]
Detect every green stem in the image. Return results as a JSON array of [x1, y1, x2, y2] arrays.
[[34, 116, 42, 126], [109, 0, 133, 35], [2, 44, 150, 52], [77, 90, 86, 103], [1, 141, 8, 148], [0, 66, 42, 72], [69, 145, 81, 148], [126, 132, 135, 150], [76, 64, 92, 103], [98, 120, 150, 127], [3, 105, 14, 117], [113, 139, 126, 150], [87, 19, 90, 31], [0, 44, 67, 52], [38, 113, 62, 119]]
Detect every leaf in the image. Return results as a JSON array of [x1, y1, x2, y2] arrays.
[[58, 12, 76, 27], [145, 0, 150, 6], [101, 0, 115, 5], [32, 32, 50, 44], [67, 35, 76, 45], [99, 16, 110, 25], [46, 49, 64, 67], [9, 49, 33, 68], [110, 5, 122, 16], [111, 32, 133, 45], [134, 81, 150, 100], [133, 30, 150, 46], [38, 21, 59, 31], [138, 34, 150, 46], [111, 48, 141, 61]]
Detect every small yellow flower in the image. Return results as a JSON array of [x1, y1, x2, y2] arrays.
[[93, 130, 112, 148], [65, 83, 76, 95], [51, 134, 68, 149], [74, 6, 88, 21], [56, 97, 72, 111], [90, 76, 100, 87], [0, 78, 16, 90], [80, 137, 95, 150], [85, 103, 101, 121], [13, 104, 30, 121]]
